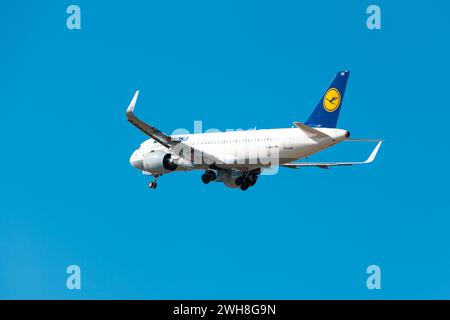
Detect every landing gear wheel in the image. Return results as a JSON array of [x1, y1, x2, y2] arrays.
[[240, 181, 250, 191], [247, 174, 258, 186], [201, 173, 211, 184], [206, 170, 217, 181], [235, 176, 244, 186], [148, 174, 161, 189]]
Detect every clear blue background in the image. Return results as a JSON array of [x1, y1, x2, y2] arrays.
[[1, 0, 449, 299]]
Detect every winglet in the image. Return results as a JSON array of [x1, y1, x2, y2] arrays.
[[127, 90, 140, 115], [365, 141, 383, 164]]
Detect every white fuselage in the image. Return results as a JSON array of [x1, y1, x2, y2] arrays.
[[130, 127, 349, 173]]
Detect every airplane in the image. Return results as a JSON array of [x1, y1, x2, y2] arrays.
[[127, 70, 382, 191]]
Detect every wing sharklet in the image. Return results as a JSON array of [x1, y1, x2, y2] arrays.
[[127, 90, 139, 114]]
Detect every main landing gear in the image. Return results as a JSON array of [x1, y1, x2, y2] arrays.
[[200, 168, 260, 191], [235, 172, 259, 191], [201, 170, 217, 184], [148, 174, 161, 189]]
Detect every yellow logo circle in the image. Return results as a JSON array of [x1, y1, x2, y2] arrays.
[[323, 88, 341, 112]]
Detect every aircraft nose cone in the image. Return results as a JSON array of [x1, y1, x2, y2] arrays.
[[129, 151, 144, 170]]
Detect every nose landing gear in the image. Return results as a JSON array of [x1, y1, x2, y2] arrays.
[[148, 174, 161, 189]]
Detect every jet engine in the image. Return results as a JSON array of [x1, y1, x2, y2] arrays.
[[143, 151, 178, 174]]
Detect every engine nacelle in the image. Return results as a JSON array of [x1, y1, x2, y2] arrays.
[[143, 151, 178, 174]]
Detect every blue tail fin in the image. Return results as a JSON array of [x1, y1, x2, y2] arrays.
[[305, 70, 350, 128]]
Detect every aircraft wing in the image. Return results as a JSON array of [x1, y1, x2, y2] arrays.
[[126, 91, 223, 165], [126, 91, 178, 149], [281, 141, 383, 169]]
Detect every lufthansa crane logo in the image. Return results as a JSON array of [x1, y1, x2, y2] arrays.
[[323, 88, 341, 112]]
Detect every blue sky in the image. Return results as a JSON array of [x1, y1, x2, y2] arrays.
[[1, 0, 449, 299]]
